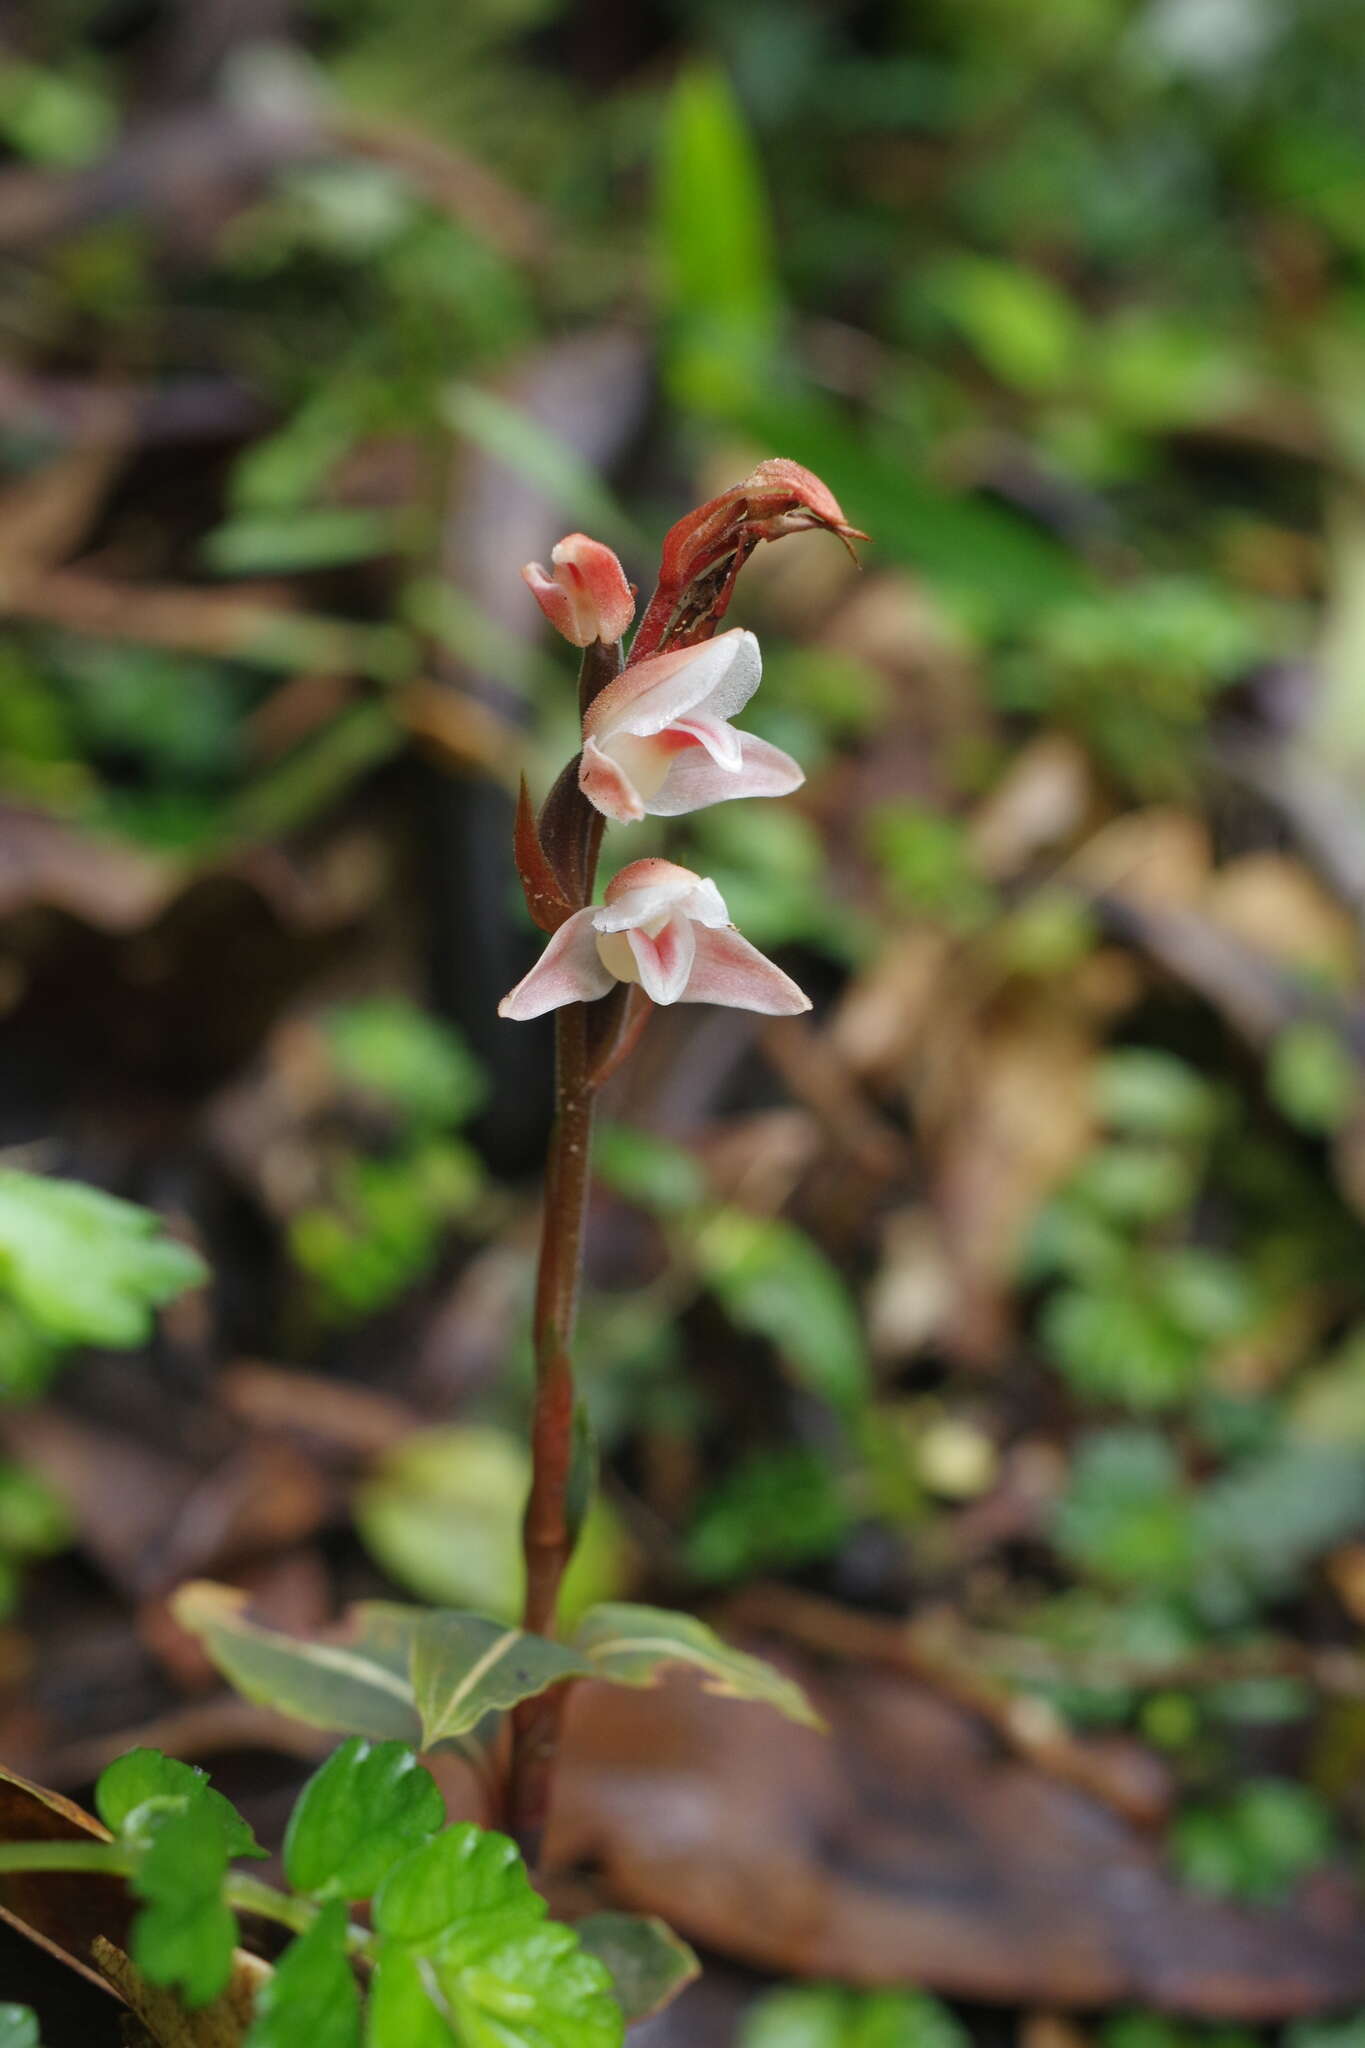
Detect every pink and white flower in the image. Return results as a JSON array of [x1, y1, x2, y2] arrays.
[[577, 628, 802, 825], [498, 858, 810, 1020], [522, 533, 635, 647]]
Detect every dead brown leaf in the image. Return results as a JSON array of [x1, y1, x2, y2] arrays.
[[550, 1662, 1365, 2016]]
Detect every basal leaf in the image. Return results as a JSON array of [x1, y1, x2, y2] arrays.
[[574, 1912, 699, 2025], [243, 1901, 360, 2048], [0, 1170, 206, 1349], [372, 1824, 621, 2048], [171, 1583, 422, 1745], [0, 2007, 40, 2048], [284, 1740, 444, 1902], [572, 1604, 822, 1729], [409, 1613, 591, 1748], [96, 1748, 263, 1861]]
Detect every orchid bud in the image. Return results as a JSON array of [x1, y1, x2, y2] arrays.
[[498, 858, 809, 1020], [522, 533, 635, 647], [577, 627, 802, 825], [630, 458, 866, 661]]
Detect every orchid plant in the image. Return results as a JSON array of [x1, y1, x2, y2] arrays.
[[0, 462, 863, 2048], [499, 457, 864, 1857]]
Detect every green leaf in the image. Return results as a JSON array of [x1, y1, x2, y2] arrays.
[[1095, 1051, 1218, 1141], [695, 1210, 870, 1420], [96, 1748, 263, 1861], [372, 1824, 622, 2048], [322, 1000, 486, 1132], [409, 1614, 591, 1748], [1173, 1779, 1334, 1903], [1267, 1021, 1359, 1134], [356, 1426, 629, 1627], [572, 1603, 821, 1729], [0, 2007, 41, 2048], [284, 1740, 444, 1902], [1053, 1430, 1196, 1591], [0, 1170, 206, 1349], [575, 1912, 699, 2025], [593, 1123, 707, 1216], [201, 508, 401, 576], [742, 1983, 970, 2048], [657, 62, 780, 410], [171, 1582, 422, 1745], [129, 1799, 238, 2008], [367, 1943, 455, 2048], [244, 1901, 360, 2048], [440, 385, 634, 547]]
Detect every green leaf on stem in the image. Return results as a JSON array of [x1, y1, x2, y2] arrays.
[[371, 1824, 622, 2048], [128, 1798, 239, 2008], [0, 1169, 206, 1348], [410, 1613, 591, 1748], [96, 1747, 263, 1861], [572, 1603, 822, 1729], [0, 2007, 41, 2048], [243, 1901, 360, 2048], [575, 1912, 700, 2024], [171, 1582, 423, 1745], [284, 1739, 444, 1902]]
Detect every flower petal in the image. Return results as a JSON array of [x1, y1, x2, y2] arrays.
[[579, 735, 646, 824], [626, 914, 696, 1004], [522, 534, 634, 646], [669, 713, 743, 772], [585, 629, 761, 744], [498, 910, 614, 1020], [683, 926, 811, 1014], [646, 730, 805, 818]]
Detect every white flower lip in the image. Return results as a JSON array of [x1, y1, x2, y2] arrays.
[[497, 859, 811, 1021], [578, 630, 804, 825]]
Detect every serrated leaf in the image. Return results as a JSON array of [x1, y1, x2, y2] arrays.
[[172, 1582, 422, 1745], [373, 1824, 622, 2048], [367, 1943, 460, 2048], [0, 2007, 40, 2048], [0, 1170, 206, 1348], [244, 1901, 360, 2048], [695, 1210, 870, 1420], [96, 1748, 263, 1861], [410, 1613, 591, 1748], [572, 1604, 822, 1728], [129, 1799, 238, 2008], [284, 1740, 444, 1902], [575, 1912, 699, 2024]]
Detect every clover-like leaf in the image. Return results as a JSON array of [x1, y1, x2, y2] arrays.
[[572, 1603, 821, 1728], [372, 1824, 622, 2048], [128, 1798, 239, 2008], [96, 1747, 263, 1861], [284, 1740, 444, 1902], [171, 1583, 423, 1745], [0, 1169, 206, 1348], [410, 1613, 591, 1747], [243, 1900, 360, 2048], [575, 1912, 699, 2024]]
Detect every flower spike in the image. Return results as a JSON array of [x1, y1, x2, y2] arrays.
[[498, 859, 809, 1020], [522, 533, 635, 647], [630, 458, 866, 662], [577, 627, 802, 824]]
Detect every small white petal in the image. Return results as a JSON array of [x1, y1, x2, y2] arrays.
[[683, 925, 811, 1014], [647, 730, 805, 819], [626, 915, 696, 1004], [498, 910, 614, 1020]]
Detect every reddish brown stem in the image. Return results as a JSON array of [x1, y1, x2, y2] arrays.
[[506, 652, 615, 1866]]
